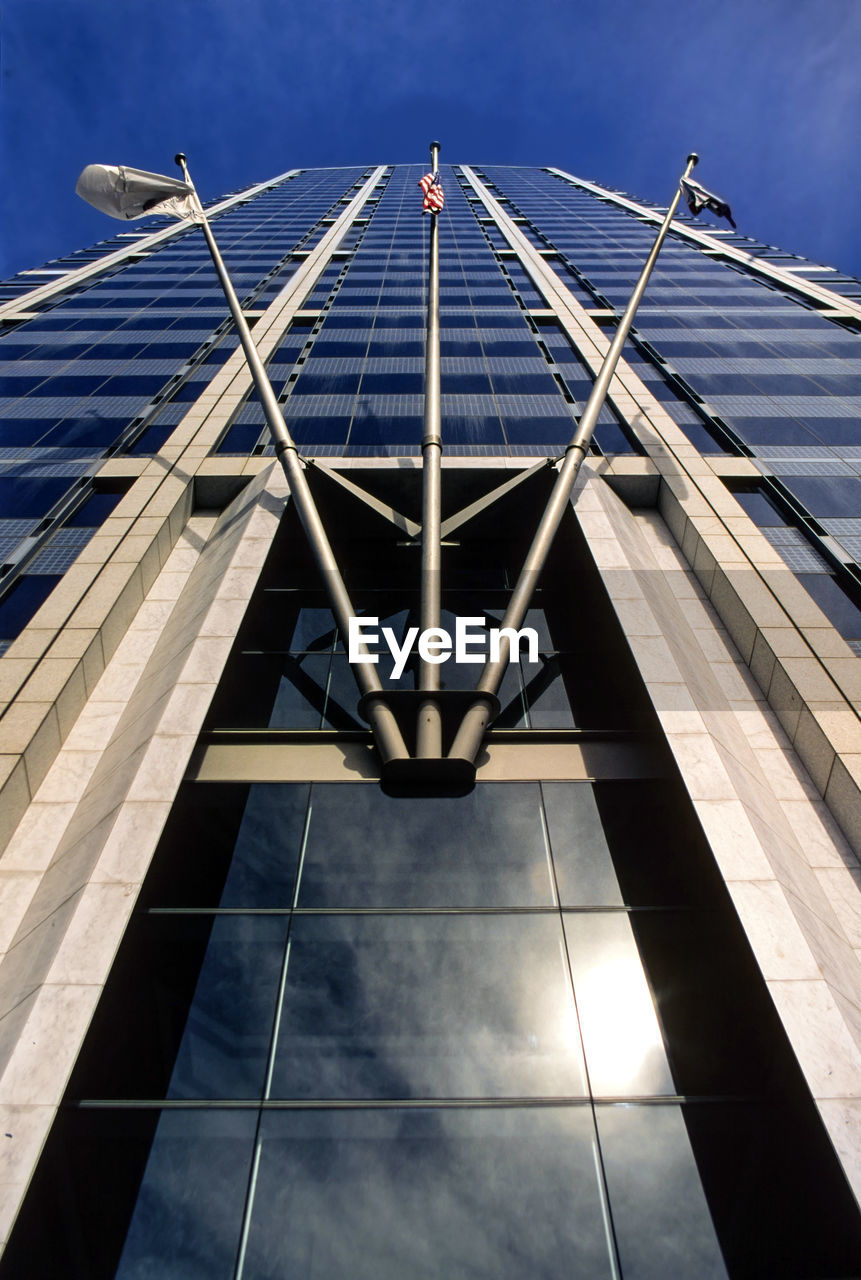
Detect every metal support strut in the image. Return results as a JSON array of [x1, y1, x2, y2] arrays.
[[417, 141, 444, 759], [174, 155, 408, 766], [448, 153, 701, 766]]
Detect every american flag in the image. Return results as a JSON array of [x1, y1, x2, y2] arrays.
[[419, 171, 444, 214]]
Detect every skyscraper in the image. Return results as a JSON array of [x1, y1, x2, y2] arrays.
[[0, 160, 860, 1276]]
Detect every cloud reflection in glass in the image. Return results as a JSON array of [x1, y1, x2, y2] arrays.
[[270, 914, 588, 1099]]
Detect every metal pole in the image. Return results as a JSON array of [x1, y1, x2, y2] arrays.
[[174, 155, 408, 765], [417, 141, 443, 758], [449, 154, 700, 764]]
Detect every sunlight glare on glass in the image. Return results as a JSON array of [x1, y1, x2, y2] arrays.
[[576, 953, 668, 1096]]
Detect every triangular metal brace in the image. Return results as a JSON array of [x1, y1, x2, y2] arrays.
[[304, 459, 421, 537], [303, 454, 558, 542]]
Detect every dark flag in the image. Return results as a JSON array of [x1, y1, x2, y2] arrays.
[[680, 177, 736, 228], [419, 171, 444, 214]]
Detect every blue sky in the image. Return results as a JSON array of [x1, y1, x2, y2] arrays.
[[2, 0, 860, 279]]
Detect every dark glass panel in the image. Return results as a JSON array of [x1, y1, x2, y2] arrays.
[[135, 782, 308, 911], [490, 371, 562, 396], [0, 421, 59, 446], [367, 337, 423, 357], [502, 414, 574, 445], [270, 913, 586, 1098], [25, 374, 104, 395], [360, 372, 424, 394], [0, 376, 47, 395], [782, 475, 860, 519], [41, 414, 129, 449], [439, 336, 483, 357], [244, 1108, 614, 1279], [440, 412, 506, 445], [297, 781, 553, 908], [347, 412, 415, 447], [542, 782, 621, 906], [215, 420, 262, 453], [593, 420, 638, 452], [321, 653, 366, 727], [114, 1109, 256, 1279], [520, 653, 576, 727], [294, 371, 363, 395], [128, 424, 174, 454], [372, 312, 424, 329], [66, 490, 125, 526], [96, 374, 170, 397], [0, 476, 72, 519], [671, 419, 729, 453], [731, 490, 786, 526], [313, 339, 370, 357], [288, 414, 351, 446], [0, 574, 61, 641], [596, 1105, 728, 1279], [165, 914, 287, 1099], [285, 603, 338, 651], [167, 379, 208, 402], [803, 417, 861, 447], [726, 417, 821, 447], [796, 573, 861, 640], [270, 652, 330, 728], [441, 370, 494, 394], [219, 784, 309, 908], [481, 338, 541, 356], [67, 912, 287, 1100]]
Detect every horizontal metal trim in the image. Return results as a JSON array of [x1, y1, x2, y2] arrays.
[[73, 1094, 757, 1110]]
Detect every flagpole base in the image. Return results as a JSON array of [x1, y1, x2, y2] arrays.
[[358, 688, 499, 789], [380, 754, 476, 795]]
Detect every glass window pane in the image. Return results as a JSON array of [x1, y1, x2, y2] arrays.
[[564, 912, 674, 1097], [220, 784, 308, 908], [165, 914, 288, 1099], [244, 1107, 616, 1279], [115, 1109, 256, 1279], [520, 654, 576, 727], [543, 782, 622, 907], [268, 653, 331, 728], [297, 782, 554, 907], [596, 1104, 728, 1279], [270, 913, 586, 1098]]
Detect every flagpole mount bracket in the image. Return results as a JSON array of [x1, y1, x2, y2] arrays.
[[358, 689, 501, 792]]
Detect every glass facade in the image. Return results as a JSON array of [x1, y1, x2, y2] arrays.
[[6, 496, 861, 1277], [2, 163, 861, 1276], [2, 164, 859, 652], [477, 166, 861, 652], [0, 167, 372, 648]]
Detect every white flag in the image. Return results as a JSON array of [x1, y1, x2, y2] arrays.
[[75, 164, 204, 223]]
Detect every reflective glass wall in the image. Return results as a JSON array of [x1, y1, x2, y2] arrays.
[[6, 498, 861, 1279], [478, 165, 861, 654], [0, 167, 371, 649]]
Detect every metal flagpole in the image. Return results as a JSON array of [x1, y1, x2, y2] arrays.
[[449, 153, 700, 766], [174, 155, 408, 766], [417, 141, 443, 758]]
